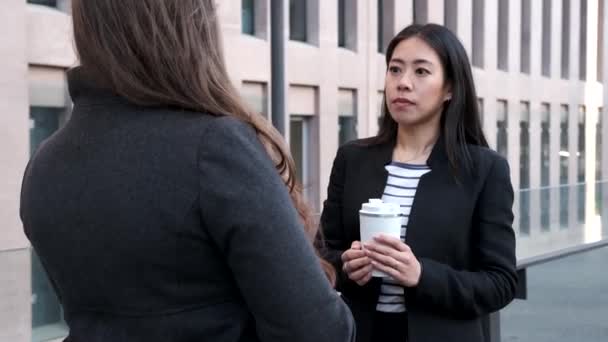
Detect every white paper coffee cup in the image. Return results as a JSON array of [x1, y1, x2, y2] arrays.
[[359, 199, 402, 277]]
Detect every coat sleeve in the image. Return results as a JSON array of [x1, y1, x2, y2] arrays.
[[198, 117, 355, 342], [405, 156, 518, 319]]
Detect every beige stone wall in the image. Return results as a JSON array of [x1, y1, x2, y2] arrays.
[[0, 1, 31, 341]]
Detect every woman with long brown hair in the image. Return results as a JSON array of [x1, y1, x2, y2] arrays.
[[19, 1, 354, 341]]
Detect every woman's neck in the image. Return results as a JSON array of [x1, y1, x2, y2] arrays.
[[393, 123, 440, 164]]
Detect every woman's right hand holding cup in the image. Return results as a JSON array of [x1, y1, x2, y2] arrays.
[[341, 241, 373, 286]]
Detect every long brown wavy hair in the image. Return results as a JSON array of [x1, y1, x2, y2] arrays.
[[71, 0, 335, 286]]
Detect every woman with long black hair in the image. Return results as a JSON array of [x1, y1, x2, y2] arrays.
[[320, 24, 517, 342]]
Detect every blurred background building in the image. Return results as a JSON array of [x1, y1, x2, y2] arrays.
[[0, 0, 606, 341]]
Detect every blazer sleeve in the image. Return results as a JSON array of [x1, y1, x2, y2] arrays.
[[197, 117, 355, 342], [405, 156, 518, 319], [319, 146, 350, 281]]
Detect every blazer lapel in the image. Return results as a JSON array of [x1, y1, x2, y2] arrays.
[[405, 136, 449, 246], [363, 141, 394, 201]]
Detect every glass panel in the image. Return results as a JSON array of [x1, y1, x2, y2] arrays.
[[377, 0, 384, 53], [290, 117, 304, 184], [30, 107, 60, 156], [241, 82, 268, 119], [578, 106, 586, 183], [444, 0, 458, 34], [338, 0, 345, 47], [561, 0, 571, 79], [579, 0, 588, 80], [27, 0, 57, 7], [540, 186, 551, 231], [29, 107, 68, 341], [414, 0, 428, 24], [290, 0, 308, 42], [541, 104, 551, 230], [578, 106, 586, 223], [597, 108, 603, 215], [542, 0, 552, 76], [519, 102, 531, 235], [242, 0, 255, 35], [560, 105, 570, 228], [520, 0, 532, 74], [472, 0, 485, 67], [541, 104, 551, 187], [520, 102, 530, 188], [339, 116, 357, 146], [597, 107, 603, 181], [498, 0, 510, 71], [497, 100, 508, 158]]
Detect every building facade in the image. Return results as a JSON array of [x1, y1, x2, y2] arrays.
[[0, 1, 606, 341]]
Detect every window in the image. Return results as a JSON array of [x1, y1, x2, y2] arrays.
[[578, 106, 586, 222], [338, 0, 357, 50], [541, 103, 551, 230], [30, 107, 69, 342], [542, 0, 552, 76], [562, 0, 571, 79], [497, 100, 508, 158], [290, 116, 314, 201], [521, 0, 531, 74], [414, 0, 428, 24], [580, 0, 588, 80], [241, 0, 268, 39], [242, 0, 255, 35], [560, 105, 570, 184], [472, 0, 485, 67], [378, 0, 384, 53], [560, 105, 570, 228], [541, 104, 551, 187], [444, 0, 458, 34], [377, 0, 395, 53], [290, 0, 308, 42], [288, 85, 318, 208], [598, 0, 605, 82], [597, 107, 604, 181], [241, 81, 268, 119], [498, 0, 509, 71], [27, 0, 57, 7], [338, 89, 357, 146], [519, 102, 531, 234], [596, 107, 603, 215], [338, 0, 346, 47], [578, 106, 586, 183]]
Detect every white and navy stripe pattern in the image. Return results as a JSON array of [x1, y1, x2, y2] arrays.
[[376, 161, 431, 313]]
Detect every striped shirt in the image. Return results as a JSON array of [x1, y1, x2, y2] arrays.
[[376, 161, 431, 313]]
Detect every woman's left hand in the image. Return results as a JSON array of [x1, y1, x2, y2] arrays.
[[364, 235, 422, 287]]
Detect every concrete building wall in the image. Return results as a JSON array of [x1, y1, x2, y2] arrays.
[[0, 1, 31, 341]]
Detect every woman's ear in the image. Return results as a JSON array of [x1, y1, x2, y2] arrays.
[[443, 83, 452, 102]]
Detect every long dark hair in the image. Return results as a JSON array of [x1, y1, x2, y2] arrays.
[[372, 24, 488, 176], [71, 0, 335, 286]]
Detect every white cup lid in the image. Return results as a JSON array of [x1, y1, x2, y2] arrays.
[[360, 198, 400, 216]]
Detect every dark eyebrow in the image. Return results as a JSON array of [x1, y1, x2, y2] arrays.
[[389, 58, 433, 66], [389, 58, 405, 65], [412, 59, 433, 65]]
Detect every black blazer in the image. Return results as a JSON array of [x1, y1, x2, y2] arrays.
[[320, 137, 518, 342], [20, 68, 355, 342]]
